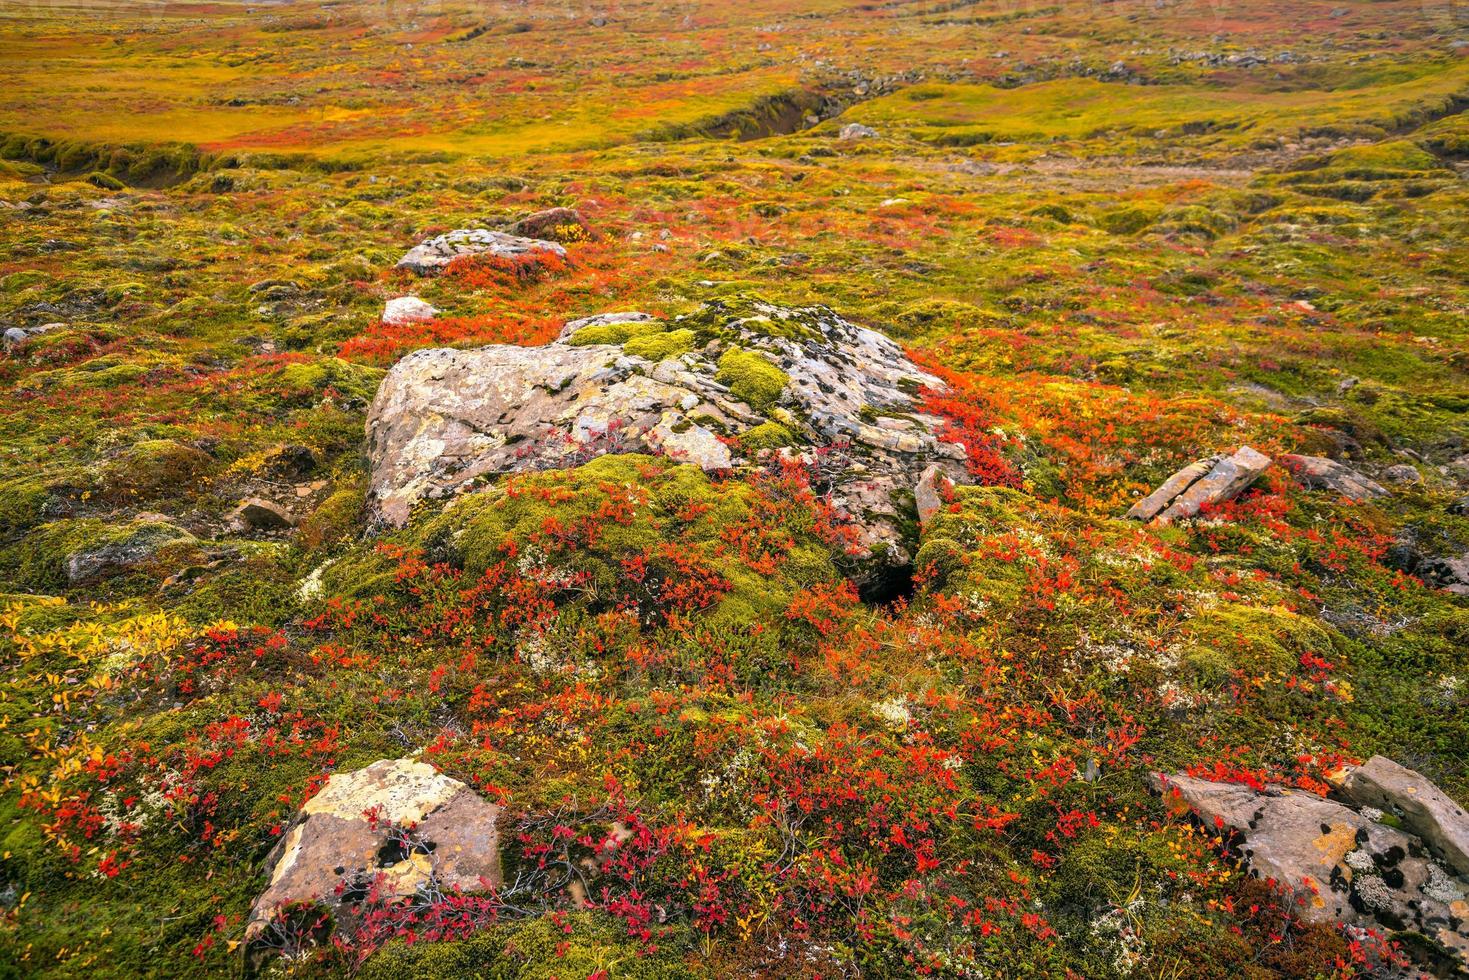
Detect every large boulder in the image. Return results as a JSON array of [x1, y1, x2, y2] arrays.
[[395, 229, 567, 275], [1125, 445, 1271, 523], [365, 299, 968, 569], [1337, 756, 1469, 876], [1278, 453, 1386, 501], [1154, 771, 1469, 970], [246, 759, 502, 949]]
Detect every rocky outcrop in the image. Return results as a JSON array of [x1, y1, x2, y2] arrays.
[[1154, 771, 1469, 971], [246, 759, 502, 948], [1278, 453, 1386, 501], [1339, 756, 1469, 875], [395, 229, 567, 275], [382, 296, 438, 325], [365, 299, 968, 570], [1126, 446, 1271, 523]]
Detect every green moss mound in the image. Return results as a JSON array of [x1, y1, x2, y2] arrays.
[[715, 348, 788, 412]]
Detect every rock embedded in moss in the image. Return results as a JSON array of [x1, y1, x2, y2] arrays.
[[365, 299, 968, 571], [1154, 771, 1469, 971], [507, 206, 592, 242], [1278, 453, 1386, 501], [381, 296, 438, 325], [65, 517, 197, 584], [395, 228, 567, 275]]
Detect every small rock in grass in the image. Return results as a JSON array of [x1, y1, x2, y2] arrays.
[[230, 497, 295, 531], [1383, 463, 1422, 484], [1125, 446, 1271, 523], [66, 519, 197, 584], [382, 296, 438, 325]]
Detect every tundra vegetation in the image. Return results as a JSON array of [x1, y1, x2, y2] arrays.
[[0, 0, 1467, 977]]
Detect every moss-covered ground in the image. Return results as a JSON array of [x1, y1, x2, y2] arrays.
[[0, 0, 1467, 976]]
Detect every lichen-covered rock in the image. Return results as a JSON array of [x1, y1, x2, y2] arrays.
[[65, 518, 197, 584], [1125, 445, 1271, 522], [839, 123, 878, 140], [365, 298, 967, 569], [1278, 453, 1386, 501], [395, 228, 567, 275], [1154, 771, 1469, 970], [246, 759, 501, 949], [381, 296, 438, 325], [1338, 756, 1469, 875]]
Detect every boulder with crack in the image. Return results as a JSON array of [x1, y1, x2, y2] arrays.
[[1336, 755, 1469, 876], [1153, 771, 1469, 971], [1125, 445, 1271, 523], [1278, 453, 1386, 501], [395, 228, 567, 275], [365, 298, 969, 574], [245, 759, 502, 962]]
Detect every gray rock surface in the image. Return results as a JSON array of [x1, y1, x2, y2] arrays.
[[396, 228, 567, 275], [382, 296, 438, 325], [1338, 756, 1469, 876], [365, 299, 968, 567], [246, 758, 502, 946], [1126, 446, 1271, 523], [1278, 453, 1386, 501], [1154, 771, 1469, 970], [1383, 463, 1422, 485]]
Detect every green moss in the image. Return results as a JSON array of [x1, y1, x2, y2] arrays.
[[0, 475, 50, 535], [737, 421, 795, 452], [1097, 204, 1160, 235], [296, 484, 366, 551], [84, 170, 125, 190], [623, 327, 695, 361], [567, 319, 666, 346], [275, 358, 384, 403], [358, 912, 703, 979], [715, 347, 788, 412], [1181, 606, 1334, 685], [98, 439, 213, 502]]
